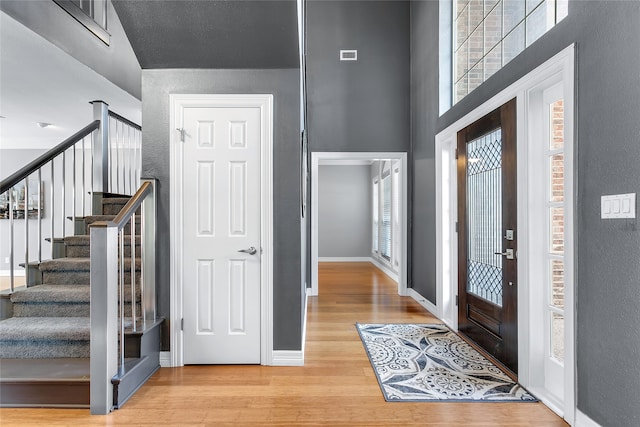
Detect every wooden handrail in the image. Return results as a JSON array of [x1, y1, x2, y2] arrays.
[[111, 181, 153, 228]]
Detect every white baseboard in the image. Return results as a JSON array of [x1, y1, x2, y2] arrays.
[[0, 270, 25, 277], [271, 350, 304, 366], [575, 410, 602, 427], [407, 288, 438, 317], [527, 386, 564, 420], [159, 348, 305, 368], [318, 257, 371, 262], [159, 351, 172, 368], [302, 285, 308, 355], [369, 257, 399, 283]]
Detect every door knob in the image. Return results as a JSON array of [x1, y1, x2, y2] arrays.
[[238, 246, 257, 255], [494, 248, 515, 260]]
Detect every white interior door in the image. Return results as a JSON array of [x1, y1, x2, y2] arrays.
[[181, 105, 261, 364]]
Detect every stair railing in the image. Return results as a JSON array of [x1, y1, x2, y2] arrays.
[[1, 121, 98, 292], [0, 101, 141, 294], [106, 110, 142, 197], [89, 178, 156, 415]]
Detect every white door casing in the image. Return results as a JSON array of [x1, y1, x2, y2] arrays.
[[435, 46, 575, 423], [310, 152, 408, 297], [170, 94, 273, 366]]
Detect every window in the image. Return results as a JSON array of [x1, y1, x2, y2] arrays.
[[453, 0, 568, 104], [380, 174, 392, 259], [546, 97, 565, 363], [372, 180, 379, 253], [372, 161, 401, 269], [53, 0, 110, 45], [392, 166, 401, 268]]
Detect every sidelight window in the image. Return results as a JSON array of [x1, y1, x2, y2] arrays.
[[547, 98, 565, 362]]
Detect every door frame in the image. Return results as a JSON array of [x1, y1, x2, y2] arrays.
[[169, 94, 274, 367], [435, 45, 575, 423], [310, 151, 408, 297]]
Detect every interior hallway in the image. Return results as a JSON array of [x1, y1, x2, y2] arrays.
[[0, 262, 566, 426]]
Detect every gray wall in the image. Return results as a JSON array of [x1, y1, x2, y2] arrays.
[[142, 69, 302, 351], [306, 0, 410, 153], [410, 1, 640, 425], [1, 0, 141, 99], [112, 0, 299, 70], [318, 165, 371, 258]]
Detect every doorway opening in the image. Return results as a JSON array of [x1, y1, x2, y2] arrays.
[[310, 152, 408, 297]]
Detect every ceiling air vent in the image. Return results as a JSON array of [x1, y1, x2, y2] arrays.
[[340, 50, 358, 61]]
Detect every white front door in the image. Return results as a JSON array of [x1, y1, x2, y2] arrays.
[[181, 104, 262, 364]]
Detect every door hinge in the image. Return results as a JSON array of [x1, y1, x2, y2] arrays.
[[180, 318, 184, 331], [455, 222, 459, 233], [176, 128, 185, 142], [455, 148, 459, 159], [455, 295, 459, 306]]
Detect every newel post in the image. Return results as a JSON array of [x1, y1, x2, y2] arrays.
[[141, 178, 157, 326], [91, 100, 109, 197], [90, 222, 118, 415]]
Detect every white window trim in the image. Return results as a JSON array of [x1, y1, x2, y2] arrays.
[[435, 45, 575, 424]]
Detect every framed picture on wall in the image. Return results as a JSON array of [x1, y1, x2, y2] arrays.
[[0, 178, 44, 219]]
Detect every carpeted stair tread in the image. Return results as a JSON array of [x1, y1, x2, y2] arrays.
[[39, 258, 91, 272], [64, 235, 141, 258], [102, 197, 135, 215], [10, 283, 140, 318], [64, 235, 92, 246], [39, 257, 141, 272], [11, 285, 90, 303], [0, 317, 89, 341], [103, 197, 131, 204], [64, 235, 141, 246], [83, 215, 141, 235], [12, 284, 141, 303]]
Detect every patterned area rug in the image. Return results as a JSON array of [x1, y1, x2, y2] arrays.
[[356, 324, 537, 402]]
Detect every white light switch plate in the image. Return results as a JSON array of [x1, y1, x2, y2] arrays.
[[601, 193, 636, 219]]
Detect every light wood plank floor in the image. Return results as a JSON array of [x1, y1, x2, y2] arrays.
[[0, 262, 567, 426], [0, 276, 25, 293]]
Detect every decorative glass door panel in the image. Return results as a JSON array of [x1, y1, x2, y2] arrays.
[[466, 128, 503, 307]]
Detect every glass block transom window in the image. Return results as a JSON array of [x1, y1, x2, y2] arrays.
[[454, 0, 568, 104]]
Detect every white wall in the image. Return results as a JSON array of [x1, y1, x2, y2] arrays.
[[1, 149, 48, 274], [318, 165, 371, 258]]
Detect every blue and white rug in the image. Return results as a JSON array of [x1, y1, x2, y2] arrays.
[[356, 324, 537, 402]]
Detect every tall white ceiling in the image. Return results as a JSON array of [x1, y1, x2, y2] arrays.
[[0, 12, 141, 150]]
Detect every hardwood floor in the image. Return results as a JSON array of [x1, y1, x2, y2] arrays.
[[0, 276, 25, 293], [0, 262, 567, 426]]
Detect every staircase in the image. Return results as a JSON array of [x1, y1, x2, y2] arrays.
[[0, 195, 161, 409]]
